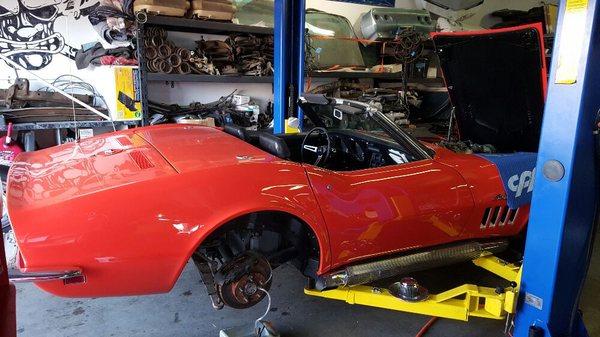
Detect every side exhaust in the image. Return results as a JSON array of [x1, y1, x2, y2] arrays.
[[315, 240, 508, 290]]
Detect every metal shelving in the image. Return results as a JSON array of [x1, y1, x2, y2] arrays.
[[136, 14, 275, 124], [143, 15, 273, 35], [308, 71, 404, 79], [309, 71, 440, 81], [1, 120, 139, 132], [147, 73, 274, 83]]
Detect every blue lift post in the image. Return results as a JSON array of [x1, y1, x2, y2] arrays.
[[292, 0, 306, 130], [273, 0, 292, 134], [273, 0, 305, 133], [514, 0, 600, 336]]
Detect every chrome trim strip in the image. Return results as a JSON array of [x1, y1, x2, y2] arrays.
[[9, 270, 82, 283]]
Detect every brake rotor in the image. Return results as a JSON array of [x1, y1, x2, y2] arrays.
[[217, 252, 272, 309]]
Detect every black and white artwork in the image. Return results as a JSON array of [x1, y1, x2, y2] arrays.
[[0, 0, 99, 70]]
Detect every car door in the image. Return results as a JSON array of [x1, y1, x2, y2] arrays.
[[304, 158, 474, 270]]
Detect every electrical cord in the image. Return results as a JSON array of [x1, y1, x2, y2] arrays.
[[415, 317, 438, 337], [254, 261, 274, 337]]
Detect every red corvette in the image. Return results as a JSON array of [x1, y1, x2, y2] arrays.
[[4, 95, 530, 309]]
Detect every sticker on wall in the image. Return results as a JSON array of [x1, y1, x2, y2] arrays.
[[330, 0, 396, 7], [555, 0, 589, 84], [0, 0, 99, 70], [114, 66, 142, 121]]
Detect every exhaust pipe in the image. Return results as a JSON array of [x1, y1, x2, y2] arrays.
[[315, 240, 508, 290]]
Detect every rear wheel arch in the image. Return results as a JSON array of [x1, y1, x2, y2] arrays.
[[194, 210, 323, 277]]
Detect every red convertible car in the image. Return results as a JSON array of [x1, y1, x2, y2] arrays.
[[4, 95, 530, 309]]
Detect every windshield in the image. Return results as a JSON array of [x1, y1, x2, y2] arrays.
[[299, 96, 434, 161], [302, 103, 394, 142]]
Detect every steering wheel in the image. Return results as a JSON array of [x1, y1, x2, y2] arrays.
[[301, 127, 332, 167]]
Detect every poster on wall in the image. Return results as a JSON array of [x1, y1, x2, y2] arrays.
[[331, 0, 396, 7], [0, 0, 100, 71], [0, 0, 130, 120]]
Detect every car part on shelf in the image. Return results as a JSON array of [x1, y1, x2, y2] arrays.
[[133, 0, 190, 17], [0, 79, 94, 109], [0, 78, 109, 123], [381, 28, 425, 64], [143, 27, 273, 76], [360, 8, 434, 41], [307, 80, 368, 99], [359, 88, 414, 126], [439, 140, 496, 154], [423, 0, 484, 11], [305, 9, 365, 70], [229, 35, 274, 76], [197, 34, 274, 76], [144, 27, 217, 75], [147, 91, 272, 128], [315, 240, 509, 290], [190, 0, 235, 21]]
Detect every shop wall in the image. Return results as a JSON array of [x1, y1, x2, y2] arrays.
[[0, 0, 554, 118], [0, 1, 117, 114]]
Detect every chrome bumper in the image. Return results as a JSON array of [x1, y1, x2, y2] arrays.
[[4, 227, 82, 283], [8, 270, 82, 283]]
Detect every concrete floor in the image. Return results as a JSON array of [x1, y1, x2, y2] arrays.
[[15, 235, 600, 337]]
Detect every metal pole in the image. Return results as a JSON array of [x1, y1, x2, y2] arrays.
[[513, 0, 600, 336], [273, 0, 292, 134], [293, 0, 306, 131]]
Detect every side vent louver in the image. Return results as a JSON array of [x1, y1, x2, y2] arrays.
[[481, 206, 519, 229], [116, 136, 133, 147], [129, 151, 155, 170]]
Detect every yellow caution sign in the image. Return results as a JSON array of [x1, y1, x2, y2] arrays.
[[555, 0, 589, 84]]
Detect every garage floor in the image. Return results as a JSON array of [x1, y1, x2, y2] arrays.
[[15, 234, 600, 337]]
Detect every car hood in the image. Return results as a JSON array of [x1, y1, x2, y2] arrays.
[[431, 23, 547, 152]]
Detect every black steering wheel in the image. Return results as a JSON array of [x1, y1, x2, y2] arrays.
[[301, 127, 332, 167]]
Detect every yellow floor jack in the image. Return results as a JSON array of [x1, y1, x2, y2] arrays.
[[305, 254, 521, 330]]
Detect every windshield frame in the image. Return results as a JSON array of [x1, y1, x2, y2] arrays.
[[298, 96, 433, 161]]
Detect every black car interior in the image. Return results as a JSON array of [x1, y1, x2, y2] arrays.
[[223, 124, 418, 171]]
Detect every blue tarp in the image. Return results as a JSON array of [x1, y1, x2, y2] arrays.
[[477, 153, 538, 209]]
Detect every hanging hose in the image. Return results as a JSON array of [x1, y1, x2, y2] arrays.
[[415, 317, 438, 337]]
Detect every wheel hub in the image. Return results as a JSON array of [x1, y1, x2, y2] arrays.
[[217, 252, 272, 309]]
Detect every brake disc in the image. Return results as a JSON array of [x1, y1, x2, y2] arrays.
[[216, 252, 272, 309]]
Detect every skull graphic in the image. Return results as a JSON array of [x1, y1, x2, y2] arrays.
[[0, 0, 98, 70]]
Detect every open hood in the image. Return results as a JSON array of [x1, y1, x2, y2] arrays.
[[432, 23, 547, 152]]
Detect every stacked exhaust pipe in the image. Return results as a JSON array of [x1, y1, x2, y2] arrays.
[[315, 240, 509, 290], [143, 27, 216, 75]]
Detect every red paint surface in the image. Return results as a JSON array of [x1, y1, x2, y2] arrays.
[[0, 182, 16, 337], [6, 125, 528, 297]]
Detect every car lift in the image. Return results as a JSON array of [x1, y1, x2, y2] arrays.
[[305, 254, 521, 323], [272, 0, 598, 336]]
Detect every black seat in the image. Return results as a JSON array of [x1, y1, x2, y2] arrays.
[[258, 133, 291, 159], [223, 125, 246, 141]]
